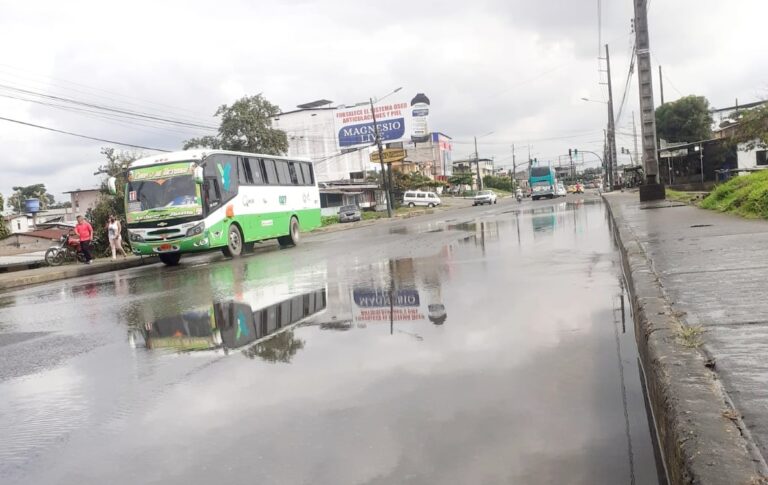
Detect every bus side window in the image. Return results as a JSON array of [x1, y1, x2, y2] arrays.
[[275, 160, 291, 185], [238, 157, 253, 184], [204, 178, 221, 209], [246, 158, 265, 185], [288, 162, 302, 185], [301, 163, 314, 185], [262, 159, 278, 184]]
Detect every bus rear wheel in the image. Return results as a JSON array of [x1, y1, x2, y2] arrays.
[[159, 253, 181, 266], [278, 217, 300, 248], [222, 224, 243, 258]]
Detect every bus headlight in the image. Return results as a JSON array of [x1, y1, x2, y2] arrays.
[[186, 222, 205, 237], [129, 231, 144, 242]]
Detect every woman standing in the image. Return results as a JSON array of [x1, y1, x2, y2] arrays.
[[108, 215, 128, 260]]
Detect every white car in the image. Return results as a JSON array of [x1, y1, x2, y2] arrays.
[[473, 190, 498, 206], [403, 190, 441, 208], [556, 183, 567, 197]]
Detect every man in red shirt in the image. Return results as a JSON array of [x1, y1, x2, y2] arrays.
[[75, 215, 94, 264]]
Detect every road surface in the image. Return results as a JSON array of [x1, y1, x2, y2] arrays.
[[0, 194, 665, 485]]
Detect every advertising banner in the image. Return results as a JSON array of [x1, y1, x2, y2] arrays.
[[334, 92, 431, 148]]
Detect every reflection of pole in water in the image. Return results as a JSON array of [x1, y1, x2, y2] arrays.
[[388, 259, 395, 335], [515, 210, 521, 246], [613, 279, 636, 484], [480, 221, 486, 255]]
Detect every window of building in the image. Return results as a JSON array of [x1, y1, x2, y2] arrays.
[[757, 150, 768, 166]]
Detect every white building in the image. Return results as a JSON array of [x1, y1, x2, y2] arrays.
[[272, 101, 379, 182], [712, 101, 768, 172], [272, 100, 452, 182]]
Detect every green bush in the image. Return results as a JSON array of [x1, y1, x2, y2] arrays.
[[700, 170, 768, 218], [362, 211, 386, 220], [321, 215, 339, 226]]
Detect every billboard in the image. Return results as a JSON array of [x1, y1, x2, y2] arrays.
[[334, 92, 430, 148]]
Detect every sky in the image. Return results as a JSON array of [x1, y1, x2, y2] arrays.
[[1, 0, 766, 209]]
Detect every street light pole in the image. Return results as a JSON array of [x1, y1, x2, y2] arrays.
[[370, 97, 392, 217]]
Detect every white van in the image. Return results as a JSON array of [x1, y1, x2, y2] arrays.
[[403, 190, 441, 208]]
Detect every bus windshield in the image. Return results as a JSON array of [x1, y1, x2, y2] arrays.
[[126, 162, 203, 223]]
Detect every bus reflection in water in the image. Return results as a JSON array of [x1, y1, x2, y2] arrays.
[[131, 289, 327, 360]]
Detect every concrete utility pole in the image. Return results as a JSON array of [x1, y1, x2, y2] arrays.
[[633, 0, 665, 200], [658, 65, 665, 105], [511, 144, 516, 190], [370, 97, 392, 217], [605, 44, 618, 190], [632, 111, 639, 166], [474, 136, 483, 191]]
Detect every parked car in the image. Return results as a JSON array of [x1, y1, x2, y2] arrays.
[[556, 182, 567, 197], [338, 204, 361, 223], [473, 190, 498, 206], [403, 190, 441, 208]]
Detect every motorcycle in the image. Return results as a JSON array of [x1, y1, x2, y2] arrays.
[[45, 233, 94, 266], [516, 193, 523, 203]]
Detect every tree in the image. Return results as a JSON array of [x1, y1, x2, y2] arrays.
[[88, 148, 140, 256], [242, 331, 305, 363], [0, 193, 8, 239], [732, 104, 768, 150], [448, 173, 473, 186], [184, 94, 288, 155], [8, 184, 54, 213], [655, 95, 713, 143]]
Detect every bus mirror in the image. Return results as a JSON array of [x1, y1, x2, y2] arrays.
[[107, 177, 117, 195], [194, 166, 204, 184]]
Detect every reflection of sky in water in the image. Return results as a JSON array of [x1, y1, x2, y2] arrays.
[[1, 198, 661, 485]]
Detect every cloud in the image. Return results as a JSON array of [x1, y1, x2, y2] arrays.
[[0, 0, 766, 203]]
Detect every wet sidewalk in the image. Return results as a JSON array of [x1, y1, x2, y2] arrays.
[[605, 191, 768, 481], [0, 256, 157, 292]]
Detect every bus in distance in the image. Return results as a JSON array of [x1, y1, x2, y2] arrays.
[[109, 149, 321, 266], [529, 165, 558, 200]]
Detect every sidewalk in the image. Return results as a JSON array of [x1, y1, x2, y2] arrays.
[[0, 251, 47, 272], [605, 191, 768, 484], [0, 256, 158, 293]]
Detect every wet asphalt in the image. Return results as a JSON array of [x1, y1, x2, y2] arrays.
[[0, 194, 665, 485]]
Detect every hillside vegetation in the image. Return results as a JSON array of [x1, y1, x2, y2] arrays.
[[700, 170, 768, 218]]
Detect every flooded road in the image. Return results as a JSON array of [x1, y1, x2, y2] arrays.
[[0, 195, 665, 485]]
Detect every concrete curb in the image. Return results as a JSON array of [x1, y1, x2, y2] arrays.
[[604, 195, 768, 485], [0, 257, 158, 293]]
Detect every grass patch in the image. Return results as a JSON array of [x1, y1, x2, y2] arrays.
[[676, 325, 705, 348], [700, 170, 768, 218], [321, 215, 339, 226], [666, 189, 702, 205], [361, 211, 387, 220]]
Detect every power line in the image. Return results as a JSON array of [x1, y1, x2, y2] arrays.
[[0, 115, 171, 152], [0, 83, 218, 131]]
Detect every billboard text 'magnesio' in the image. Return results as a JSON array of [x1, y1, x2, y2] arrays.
[[334, 93, 430, 148], [335, 102, 409, 148]]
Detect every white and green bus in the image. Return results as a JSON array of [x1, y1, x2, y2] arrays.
[[109, 149, 321, 266]]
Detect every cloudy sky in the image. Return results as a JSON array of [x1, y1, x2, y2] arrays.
[[1, 0, 766, 208]]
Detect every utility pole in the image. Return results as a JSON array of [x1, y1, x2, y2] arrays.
[[633, 0, 665, 200], [474, 136, 483, 191], [605, 44, 618, 190], [511, 144, 516, 191], [370, 97, 392, 217], [658, 65, 665, 105], [632, 111, 639, 166]]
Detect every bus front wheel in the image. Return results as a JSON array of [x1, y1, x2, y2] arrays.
[[159, 253, 181, 266], [222, 224, 243, 258], [278, 217, 300, 248]]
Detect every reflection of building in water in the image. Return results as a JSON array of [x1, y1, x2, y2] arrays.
[[316, 257, 449, 329], [134, 288, 327, 362]]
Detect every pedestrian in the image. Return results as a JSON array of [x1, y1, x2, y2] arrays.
[[108, 215, 128, 260], [75, 215, 94, 264]]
